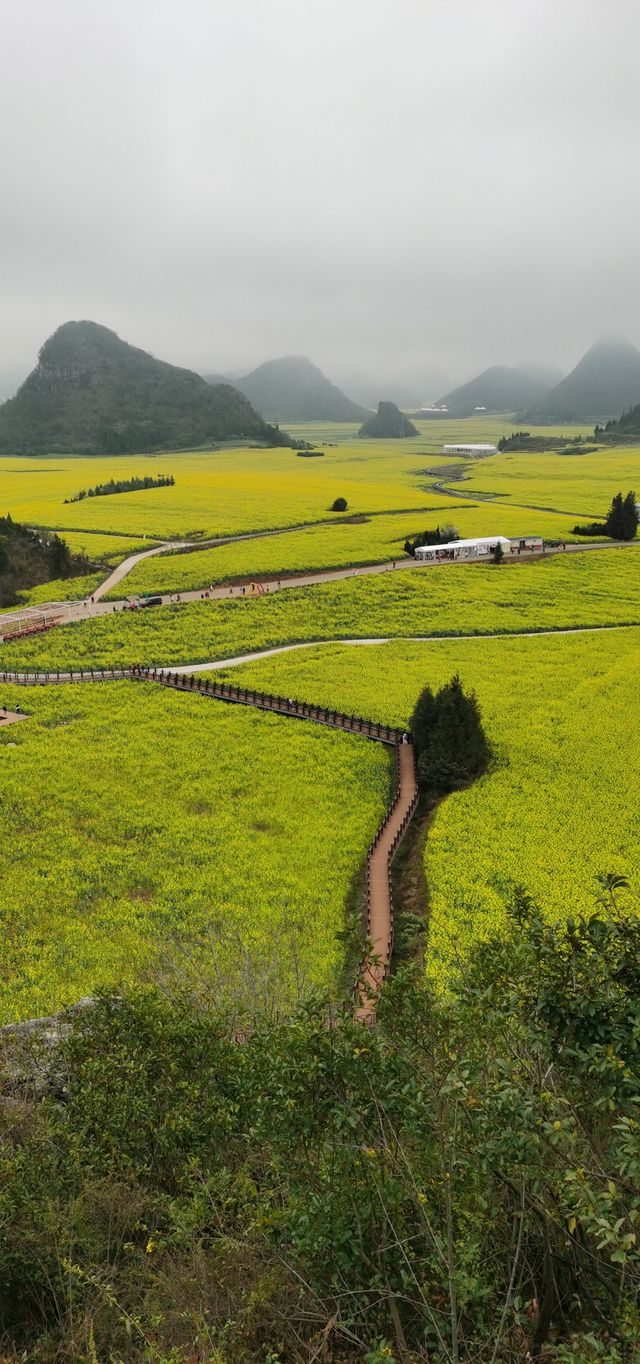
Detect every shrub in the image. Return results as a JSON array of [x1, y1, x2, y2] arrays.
[[331, 497, 348, 512]]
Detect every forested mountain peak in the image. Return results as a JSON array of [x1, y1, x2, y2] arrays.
[[0, 321, 284, 455]]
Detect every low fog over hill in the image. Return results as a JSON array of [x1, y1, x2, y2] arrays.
[[527, 340, 640, 421], [232, 356, 366, 423]]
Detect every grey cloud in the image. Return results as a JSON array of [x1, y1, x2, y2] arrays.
[[1, 0, 640, 399]]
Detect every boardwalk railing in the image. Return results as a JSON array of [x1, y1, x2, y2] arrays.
[[129, 665, 405, 745], [0, 667, 130, 684]]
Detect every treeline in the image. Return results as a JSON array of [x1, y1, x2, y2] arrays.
[[65, 474, 175, 504], [596, 405, 640, 437], [1, 887, 638, 1361], [0, 514, 89, 606], [573, 489, 638, 540]]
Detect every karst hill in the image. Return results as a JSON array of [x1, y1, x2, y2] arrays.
[[527, 339, 640, 422], [358, 401, 418, 438], [0, 322, 282, 455], [233, 355, 367, 422], [437, 365, 559, 417]]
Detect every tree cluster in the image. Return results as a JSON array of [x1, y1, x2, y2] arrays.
[[65, 474, 176, 503], [403, 523, 459, 555], [410, 672, 492, 792], [497, 429, 531, 451], [596, 403, 640, 437], [0, 514, 90, 606], [573, 489, 638, 541]]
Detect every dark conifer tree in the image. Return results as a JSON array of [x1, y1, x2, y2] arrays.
[[605, 492, 626, 539], [412, 674, 491, 793], [623, 490, 639, 540], [409, 684, 437, 756]]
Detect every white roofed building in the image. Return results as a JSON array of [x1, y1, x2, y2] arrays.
[[414, 535, 512, 562], [442, 443, 497, 455], [414, 534, 545, 563]]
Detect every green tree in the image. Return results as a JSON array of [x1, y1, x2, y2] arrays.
[[492, 540, 504, 564], [623, 489, 639, 539], [409, 682, 437, 755], [331, 496, 348, 511], [413, 673, 491, 792], [605, 489, 638, 540]]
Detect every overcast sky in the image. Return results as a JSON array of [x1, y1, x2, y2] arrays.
[[1, 0, 639, 399]]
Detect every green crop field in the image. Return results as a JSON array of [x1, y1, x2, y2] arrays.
[[227, 629, 640, 982], [3, 548, 639, 671], [0, 680, 390, 1022]]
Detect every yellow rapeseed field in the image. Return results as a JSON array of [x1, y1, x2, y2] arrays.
[[229, 630, 640, 981], [448, 444, 640, 517]]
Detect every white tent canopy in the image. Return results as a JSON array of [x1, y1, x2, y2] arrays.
[[414, 535, 511, 560]]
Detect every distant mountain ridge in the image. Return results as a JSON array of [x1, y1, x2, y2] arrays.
[[0, 322, 283, 455], [526, 340, 640, 421], [230, 356, 367, 422], [437, 365, 559, 417]]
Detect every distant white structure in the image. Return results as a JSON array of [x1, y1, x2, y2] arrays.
[[442, 442, 497, 455], [414, 535, 511, 562], [414, 534, 544, 563]]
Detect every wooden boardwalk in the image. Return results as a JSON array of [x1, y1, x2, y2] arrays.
[[357, 741, 418, 1022]]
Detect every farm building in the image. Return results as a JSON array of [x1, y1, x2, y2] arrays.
[[511, 535, 543, 553], [442, 442, 497, 455]]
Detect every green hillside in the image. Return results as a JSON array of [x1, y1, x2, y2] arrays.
[[0, 321, 284, 455]]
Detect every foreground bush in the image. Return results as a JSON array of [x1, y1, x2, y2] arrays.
[[0, 894, 638, 1361]]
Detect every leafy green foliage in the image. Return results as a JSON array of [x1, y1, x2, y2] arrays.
[[605, 490, 638, 540], [0, 514, 89, 606], [1, 900, 638, 1360]]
